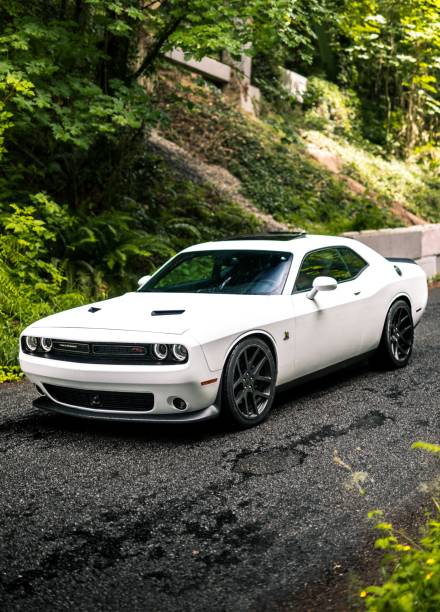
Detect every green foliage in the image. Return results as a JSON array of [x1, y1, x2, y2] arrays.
[[135, 0, 324, 71], [337, 0, 440, 155], [302, 129, 440, 224], [0, 201, 89, 369], [412, 442, 440, 455], [302, 77, 362, 139], [154, 70, 395, 233], [0, 366, 23, 384], [0, 366, 23, 385], [362, 444, 440, 610], [363, 511, 440, 610]]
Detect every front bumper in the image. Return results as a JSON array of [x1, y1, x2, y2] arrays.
[[20, 341, 222, 422]]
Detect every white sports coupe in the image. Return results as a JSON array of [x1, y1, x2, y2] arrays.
[[20, 232, 428, 428]]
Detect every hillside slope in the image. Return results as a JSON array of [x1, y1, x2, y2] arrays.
[[150, 68, 440, 234], [149, 130, 288, 232]]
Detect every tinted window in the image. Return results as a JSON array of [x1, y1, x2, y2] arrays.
[[141, 250, 293, 295], [294, 248, 351, 291], [153, 255, 214, 290], [337, 247, 368, 277]]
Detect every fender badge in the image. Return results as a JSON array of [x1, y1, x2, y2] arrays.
[[283, 331, 290, 341]]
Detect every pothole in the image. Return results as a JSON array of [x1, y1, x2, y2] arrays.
[[231, 410, 393, 478], [352, 409, 394, 429], [233, 447, 307, 476]]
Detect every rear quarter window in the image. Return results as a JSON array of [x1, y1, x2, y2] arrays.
[[337, 247, 368, 277]]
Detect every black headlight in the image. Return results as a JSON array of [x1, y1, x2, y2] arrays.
[[152, 343, 188, 363], [40, 338, 53, 352], [24, 336, 39, 352], [172, 344, 188, 362]]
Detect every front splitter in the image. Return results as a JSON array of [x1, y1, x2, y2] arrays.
[[33, 395, 220, 423]]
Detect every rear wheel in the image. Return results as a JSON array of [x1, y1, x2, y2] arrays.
[[222, 337, 276, 428], [375, 299, 414, 369]]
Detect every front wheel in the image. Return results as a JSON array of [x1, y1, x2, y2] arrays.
[[222, 337, 277, 428], [374, 299, 414, 369]]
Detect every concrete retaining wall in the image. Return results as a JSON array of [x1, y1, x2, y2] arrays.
[[344, 224, 440, 277]]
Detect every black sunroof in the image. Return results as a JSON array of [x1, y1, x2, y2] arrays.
[[222, 231, 306, 242]]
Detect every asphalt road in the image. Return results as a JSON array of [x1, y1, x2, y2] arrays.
[[1, 290, 439, 612]]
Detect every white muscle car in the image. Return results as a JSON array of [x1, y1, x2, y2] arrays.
[[20, 232, 428, 428]]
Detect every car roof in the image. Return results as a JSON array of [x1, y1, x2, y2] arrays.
[[183, 233, 361, 255]]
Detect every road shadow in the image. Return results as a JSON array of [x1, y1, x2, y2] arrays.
[[3, 357, 377, 446]]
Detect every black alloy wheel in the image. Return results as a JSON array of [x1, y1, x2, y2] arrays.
[[222, 337, 276, 428], [376, 299, 414, 369]]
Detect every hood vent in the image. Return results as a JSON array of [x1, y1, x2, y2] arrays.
[[151, 309, 185, 316], [88, 307, 101, 313]]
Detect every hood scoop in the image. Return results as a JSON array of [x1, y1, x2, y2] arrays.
[[151, 309, 185, 316]]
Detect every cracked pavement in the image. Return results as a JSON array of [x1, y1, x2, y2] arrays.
[[0, 289, 439, 611]]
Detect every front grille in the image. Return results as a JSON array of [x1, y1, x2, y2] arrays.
[[50, 342, 151, 363], [53, 340, 90, 354], [45, 384, 154, 412], [92, 344, 147, 356]]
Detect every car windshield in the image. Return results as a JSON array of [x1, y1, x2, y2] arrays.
[[140, 250, 293, 295]]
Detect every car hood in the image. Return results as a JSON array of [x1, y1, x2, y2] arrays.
[[30, 292, 285, 336]]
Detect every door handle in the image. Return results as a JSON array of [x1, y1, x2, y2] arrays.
[[354, 291, 361, 296]]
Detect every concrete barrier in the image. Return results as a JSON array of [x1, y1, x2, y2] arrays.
[[281, 68, 308, 102], [165, 49, 231, 83], [344, 224, 440, 277]]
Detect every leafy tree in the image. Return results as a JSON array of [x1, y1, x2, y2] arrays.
[[0, 0, 324, 211], [337, 0, 440, 154]]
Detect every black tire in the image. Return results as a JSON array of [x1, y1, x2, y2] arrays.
[[221, 337, 277, 428], [374, 299, 414, 369]]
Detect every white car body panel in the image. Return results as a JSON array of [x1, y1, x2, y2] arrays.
[[19, 233, 428, 423]]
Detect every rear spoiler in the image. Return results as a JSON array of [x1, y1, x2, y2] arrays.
[[386, 257, 418, 265]]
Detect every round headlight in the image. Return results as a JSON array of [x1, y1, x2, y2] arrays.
[[25, 336, 39, 352], [172, 344, 188, 362], [153, 343, 168, 360], [41, 337, 53, 352]]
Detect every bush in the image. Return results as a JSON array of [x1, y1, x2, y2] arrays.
[[362, 443, 440, 610], [0, 200, 89, 377], [302, 77, 362, 140]]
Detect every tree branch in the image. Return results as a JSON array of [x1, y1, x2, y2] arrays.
[[132, 13, 185, 80]]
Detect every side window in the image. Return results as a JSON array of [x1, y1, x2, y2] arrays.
[[338, 247, 368, 278], [294, 248, 351, 292]]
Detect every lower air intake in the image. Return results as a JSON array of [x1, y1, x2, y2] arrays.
[[44, 384, 154, 412]]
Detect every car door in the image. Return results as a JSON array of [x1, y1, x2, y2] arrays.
[[291, 247, 367, 379]]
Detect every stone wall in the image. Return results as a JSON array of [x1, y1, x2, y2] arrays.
[[344, 224, 440, 277]]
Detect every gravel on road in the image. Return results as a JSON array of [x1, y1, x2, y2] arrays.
[[0, 290, 439, 611]]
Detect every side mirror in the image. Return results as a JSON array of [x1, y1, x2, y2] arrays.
[[137, 274, 152, 288], [306, 276, 337, 300]]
